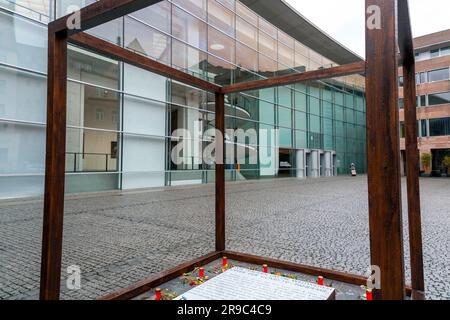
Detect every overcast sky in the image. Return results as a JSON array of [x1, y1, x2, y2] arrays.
[[285, 0, 450, 57]]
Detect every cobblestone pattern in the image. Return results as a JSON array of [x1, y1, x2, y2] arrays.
[[0, 177, 449, 300]]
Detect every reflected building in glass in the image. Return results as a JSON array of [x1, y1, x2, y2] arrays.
[[0, 0, 367, 198]]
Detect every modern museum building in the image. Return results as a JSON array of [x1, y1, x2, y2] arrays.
[[0, 0, 367, 199]]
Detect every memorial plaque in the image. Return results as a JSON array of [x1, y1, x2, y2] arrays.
[[175, 267, 336, 300]]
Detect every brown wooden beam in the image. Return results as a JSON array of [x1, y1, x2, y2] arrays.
[[40, 26, 68, 300], [99, 251, 222, 300], [50, 0, 163, 36], [69, 32, 221, 93], [403, 48, 426, 297], [221, 61, 366, 94], [223, 251, 368, 286], [397, 0, 415, 66], [365, 0, 406, 300], [215, 93, 226, 252], [400, 1, 425, 295]]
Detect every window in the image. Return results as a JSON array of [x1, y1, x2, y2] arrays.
[[420, 72, 427, 84], [399, 98, 404, 109], [430, 49, 440, 58], [441, 46, 450, 57], [429, 117, 450, 136], [399, 76, 404, 87], [417, 95, 426, 107], [428, 92, 450, 106], [172, 6, 207, 50], [428, 68, 450, 82], [400, 122, 405, 138], [420, 119, 428, 137], [96, 109, 105, 121]]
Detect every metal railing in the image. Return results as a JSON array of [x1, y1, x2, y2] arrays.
[[66, 152, 117, 173]]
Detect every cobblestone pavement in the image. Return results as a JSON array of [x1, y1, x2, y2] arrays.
[[0, 176, 449, 300]]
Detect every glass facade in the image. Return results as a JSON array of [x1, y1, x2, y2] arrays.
[[0, 0, 366, 199]]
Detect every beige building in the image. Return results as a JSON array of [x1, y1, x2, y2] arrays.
[[400, 29, 450, 176]]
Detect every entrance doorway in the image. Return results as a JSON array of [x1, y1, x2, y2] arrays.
[[431, 149, 450, 177], [278, 149, 294, 177]]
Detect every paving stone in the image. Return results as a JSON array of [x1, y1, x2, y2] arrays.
[[0, 176, 449, 300]]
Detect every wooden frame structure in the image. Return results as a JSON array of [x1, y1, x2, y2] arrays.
[[40, 0, 424, 300]]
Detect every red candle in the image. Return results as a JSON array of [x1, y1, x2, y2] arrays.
[[318, 276, 324, 286], [366, 289, 373, 301], [199, 267, 205, 278], [222, 256, 228, 268], [155, 288, 161, 301], [263, 264, 268, 273]]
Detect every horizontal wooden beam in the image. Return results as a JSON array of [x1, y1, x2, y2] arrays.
[[221, 61, 366, 94], [225, 251, 415, 298], [397, 0, 415, 66], [223, 251, 368, 286], [69, 32, 221, 93], [99, 251, 222, 300], [50, 0, 163, 36]]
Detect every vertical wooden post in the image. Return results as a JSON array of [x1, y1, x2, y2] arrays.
[[404, 61, 425, 296], [398, 0, 426, 297], [365, 0, 406, 300], [40, 27, 67, 300], [215, 92, 226, 252]]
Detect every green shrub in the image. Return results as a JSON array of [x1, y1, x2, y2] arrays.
[[421, 153, 432, 170]]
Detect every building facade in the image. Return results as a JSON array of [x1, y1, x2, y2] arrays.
[[400, 29, 450, 176], [0, 0, 367, 199]]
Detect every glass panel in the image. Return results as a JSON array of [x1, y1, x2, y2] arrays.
[[208, 26, 235, 63], [309, 96, 321, 116], [323, 101, 333, 119], [278, 42, 294, 68], [124, 17, 171, 64], [259, 88, 275, 125], [258, 54, 277, 77], [294, 90, 307, 112], [172, 5, 207, 50], [0, 65, 47, 123], [66, 128, 119, 173], [258, 31, 277, 60], [441, 46, 450, 57], [234, 93, 259, 122], [207, 0, 235, 37], [295, 130, 307, 148], [278, 30, 294, 48], [68, 48, 120, 90], [278, 86, 292, 108], [258, 18, 277, 38], [236, 16, 257, 50], [67, 82, 120, 130], [88, 18, 123, 45], [207, 54, 234, 85], [173, 0, 207, 19], [216, 0, 235, 11], [171, 81, 207, 110], [0, 0, 52, 22], [428, 68, 450, 82], [172, 39, 208, 78], [130, 0, 171, 33], [428, 92, 450, 106], [429, 117, 450, 136], [0, 11, 47, 72], [236, 42, 257, 72], [295, 111, 307, 131], [279, 127, 292, 147], [236, 1, 257, 26], [278, 106, 292, 128], [0, 122, 45, 175]]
